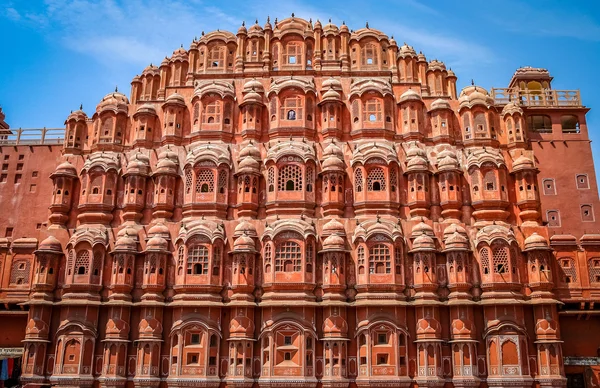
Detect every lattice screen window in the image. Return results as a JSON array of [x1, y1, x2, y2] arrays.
[[358, 246, 365, 273], [275, 241, 302, 272], [278, 165, 302, 191], [492, 244, 510, 274], [37, 255, 48, 275], [369, 244, 391, 274], [75, 251, 90, 275], [213, 246, 222, 276], [147, 254, 157, 274], [361, 43, 378, 66], [10, 260, 31, 285], [484, 170, 496, 191], [560, 258, 578, 283], [242, 176, 251, 193], [208, 46, 225, 68], [268, 167, 275, 192], [93, 251, 102, 276], [202, 101, 221, 124], [196, 169, 215, 193], [363, 99, 382, 122], [474, 113, 487, 134], [352, 100, 359, 123], [264, 244, 272, 267], [67, 250, 74, 275], [193, 103, 200, 124], [367, 167, 386, 191], [178, 246, 185, 267], [218, 170, 228, 194], [185, 169, 193, 194], [323, 175, 329, 192], [306, 242, 314, 271], [101, 117, 114, 139], [187, 245, 209, 275], [480, 247, 490, 275], [280, 97, 303, 120], [390, 167, 398, 192], [355, 168, 364, 192], [284, 42, 302, 65], [588, 258, 600, 284], [306, 166, 314, 192], [463, 114, 471, 138]]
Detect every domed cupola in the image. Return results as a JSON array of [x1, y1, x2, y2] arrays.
[[458, 85, 497, 142], [240, 80, 265, 139], [122, 152, 150, 223], [319, 77, 344, 138], [435, 148, 463, 221], [398, 89, 425, 137], [320, 141, 346, 217], [235, 142, 262, 218], [49, 160, 78, 228], [151, 148, 180, 220], [511, 153, 540, 226], [502, 101, 525, 144], [132, 103, 158, 146], [404, 142, 432, 219], [92, 89, 129, 149], [397, 43, 418, 83], [234, 220, 258, 238], [64, 107, 88, 153]]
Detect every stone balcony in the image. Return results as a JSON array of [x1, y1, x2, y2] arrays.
[[491, 88, 582, 107]]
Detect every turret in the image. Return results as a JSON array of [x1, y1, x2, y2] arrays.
[[49, 161, 78, 228]]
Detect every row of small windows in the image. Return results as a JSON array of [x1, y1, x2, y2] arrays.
[[546, 204, 595, 227], [542, 175, 590, 196], [527, 115, 580, 133]]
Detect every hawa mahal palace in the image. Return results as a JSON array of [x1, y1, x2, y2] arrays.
[[0, 15, 599, 388]]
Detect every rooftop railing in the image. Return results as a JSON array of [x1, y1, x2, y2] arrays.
[[0, 128, 65, 146], [491, 88, 582, 107]]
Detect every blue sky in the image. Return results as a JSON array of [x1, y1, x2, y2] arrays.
[[1, 0, 600, 171]]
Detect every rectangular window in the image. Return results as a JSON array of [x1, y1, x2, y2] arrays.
[[18, 154, 24, 160], [0, 174, 6, 183], [542, 178, 556, 195], [16, 163, 23, 171], [29, 184, 36, 193], [14, 174, 22, 184], [284, 336, 292, 345], [5, 227, 13, 237], [576, 174, 590, 189], [377, 354, 388, 365], [284, 352, 291, 361], [191, 334, 200, 344], [377, 333, 387, 345], [31, 171, 38, 177]]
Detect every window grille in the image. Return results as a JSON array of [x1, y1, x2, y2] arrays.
[[196, 169, 215, 193], [278, 165, 302, 191], [363, 99, 382, 122], [10, 260, 31, 285], [492, 245, 509, 274], [369, 244, 391, 274], [355, 168, 363, 192], [185, 169, 193, 194], [218, 169, 228, 194], [367, 167, 386, 191], [75, 251, 90, 275], [275, 241, 302, 272], [203, 101, 221, 123], [187, 245, 209, 275], [588, 258, 600, 284], [268, 167, 275, 192]]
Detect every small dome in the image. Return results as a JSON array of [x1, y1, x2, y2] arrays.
[[412, 221, 434, 237], [502, 102, 524, 117], [242, 90, 262, 105], [436, 149, 460, 172], [322, 88, 342, 102], [399, 88, 422, 103], [428, 59, 446, 71], [237, 22, 248, 35], [238, 156, 261, 172], [117, 226, 138, 238], [322, 218, 345, 236], [430, 98, 451, 111], [322, 77, 342, 90], [248, 20, 263, 35], [323, 20, 339, 34], [160, 56, 170, 67], [322, 156, 345, 171], [524, 232, 549, 251], [142, 64, 160, 76], [340, 23, 349, 33], [146, 235, 168, 251], [447, 68, 456, 78], [417, 52, 427, 62], [512, 155, 535, 172], [313, 19, 322, 29], [155, 149, 179, 175], [230, 316, 254, 337], [322, 234, 345, 251], [243, 78, 265, 93], [114, 233, 137, 252], [398, 43, 417, 58], [234, 220, 257, 238], [38, 236, 62, 252], [66, 109, 87, 122], [135, 103, 157, 116], [126, 153, 150, 176], [233, 233, 256, 252], [458, 85, 494, 110], [172, 46, 188, 60], [443, 223, 467, 236], [444, 232, 469, 251], [323, 141, 343, 158], [323, 315, 348, 336], [148, 223, 171, 239], [53, 161, 77, 177], [164, 92, 186, 106], [412, 234, 435, 251], [96, 90, 129, 114], [239, 141, 261, 160]]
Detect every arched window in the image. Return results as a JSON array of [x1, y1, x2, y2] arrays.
[[361, 43, 378, 66], [369, 244, 391, 274], [281, 97, 303, 121], [367, 167, 386, 191], [187, 245, 209, 275], [202, 101, 221, 124], [217, 169, 228, 194], [275, 241, 302, 272], [363, 99, 382, 122], [196, 169, 215, 193], [185, 169, 193, 194], [480, 247, 490, 275], [278, 165, 302, 191], [306, 166, 314, 192]]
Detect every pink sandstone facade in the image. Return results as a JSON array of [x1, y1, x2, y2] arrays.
[[0, 15, 599, 388]]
